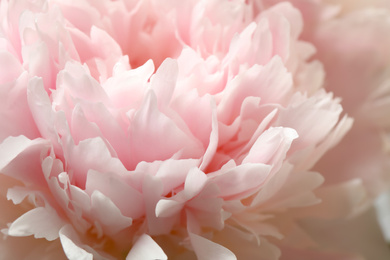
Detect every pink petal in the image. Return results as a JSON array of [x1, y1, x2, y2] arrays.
[[27, 77, 62, 152], [259, 170, 324, 211], [184, 167, 208, 200], [212, 163, 271, 200], [103, 59, 153, 109], [85, 170, 144, 219], [129, 90, 202, 166], [0, 135, 49, 186], [154, 158, 200, 196], [251, 162, 293, 206], [23, 41, 55, 90], [230, 108, 278, 160], [0, 51, 22, 84], [90, 190, 133, 236], [143, 175, 176, 235], [70, 104, 106, 146], [65, 137, 127, 188], [155, 167, 208, 218], [218, 56, 292, 124], [299, 114, 353, 171], [199, 100, 218, 170], [55, 62, 109, 103], [151, 58, 178, 109], [276, 91, 344, 152], [264, 2, 303, 40], [171, 90, 215, 149], [74, 102, 132, 168], [243, 127, 298, 167], [0, 72, 40, 141], [298, 179, 368, 219]]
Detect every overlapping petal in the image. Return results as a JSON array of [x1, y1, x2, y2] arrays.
[[0, 0, 389, 259]]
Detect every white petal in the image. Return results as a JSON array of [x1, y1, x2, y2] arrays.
[[8, 207, 66, 241], [375, 190, 390, 242], [126, 234, 167, 260], [59, 226, 93, 260], [190, 233, 237, 260], [0, 135, 40, 171], [7, 186, 35, 205], [155, 199, 183, 218]]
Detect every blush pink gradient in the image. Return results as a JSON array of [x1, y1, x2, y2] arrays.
[[0, 0, 390, 259]]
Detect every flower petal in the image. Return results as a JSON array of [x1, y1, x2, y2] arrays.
[[90, 190, 133, 236], [126, 234, 167, 260], [85, 170, 144, 219], [212, 163, 271, 200], [130, 90, 202, 165], [8, 207, 66, 241], [243, 127, 298, 167], [59, 225, 93, 260], [0, 135, 49, 186], [190, 233, 237, 260], [0, 51, 23, 84]]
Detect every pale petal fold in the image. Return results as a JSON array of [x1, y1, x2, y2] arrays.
[[8, 207, 66, 241], [190, 233, 237, 260], [126, 234, 167, 260]]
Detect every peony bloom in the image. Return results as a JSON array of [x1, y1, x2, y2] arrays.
[[0, 0, 389, 259], [261, 0, 390, 201]]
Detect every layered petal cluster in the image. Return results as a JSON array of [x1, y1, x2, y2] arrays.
[[263, 0, 390, 200], [0, 0, 389, 259], [257, 0, 390, 258]]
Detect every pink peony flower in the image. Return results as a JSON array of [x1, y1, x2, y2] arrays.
[[261, 0, 390, 199], [259, 0, 390, 258], [0, 0, 389, 259]]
